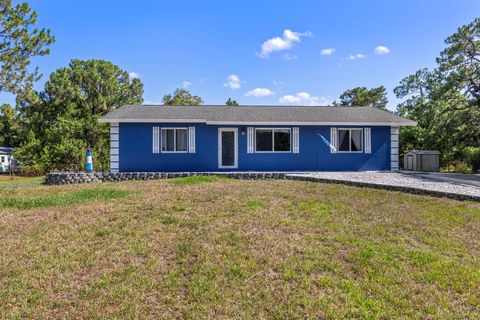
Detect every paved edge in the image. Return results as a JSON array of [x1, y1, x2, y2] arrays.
[[286, 174, 480, 202], [45, 171, 480, 202], [399, 171, 480, 189]]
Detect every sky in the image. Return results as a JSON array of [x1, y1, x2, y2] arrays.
[[1, 0, 479, 110]]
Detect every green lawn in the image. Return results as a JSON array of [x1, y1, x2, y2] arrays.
[[0, 177, 479, 319], [0, 175, 44, 187]]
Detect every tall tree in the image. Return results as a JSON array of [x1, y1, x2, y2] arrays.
[[225, 98, 239, 106], [0, 103, 20, 146], [436, 17, 480, 110], [163, 88, 203, 106], [42, 59, 143, 117], [15, 59, 144, 172], [336, 86, 388, 110], [0, 0, 54, 94], [395, 17, 480, 172]]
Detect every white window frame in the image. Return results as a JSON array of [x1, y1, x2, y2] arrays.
[[161, 127, 189, 153], [254, 128, 292, 153], [0, 156, 5, 163], [337, 128, 364, 153]]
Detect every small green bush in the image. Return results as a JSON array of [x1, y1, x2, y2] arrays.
[[464, 147, 480, 173], [442, 161, 473, 174]]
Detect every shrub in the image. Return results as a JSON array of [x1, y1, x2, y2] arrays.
[[18, 165, 44, 177], [442, 161, 473, 174], [464, 147, 480, 173]]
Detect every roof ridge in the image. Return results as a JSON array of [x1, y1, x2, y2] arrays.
[[137, 104, 366, 108]]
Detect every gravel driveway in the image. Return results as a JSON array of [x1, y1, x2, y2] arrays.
[[288, 171, 480, 201]]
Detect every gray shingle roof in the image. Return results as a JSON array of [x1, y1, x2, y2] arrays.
[[99, 105, 416, 126]]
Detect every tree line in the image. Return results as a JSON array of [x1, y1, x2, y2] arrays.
[[0, 1, 478, 173]]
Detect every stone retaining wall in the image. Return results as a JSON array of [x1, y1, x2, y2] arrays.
[[45, 171, 287, 185]]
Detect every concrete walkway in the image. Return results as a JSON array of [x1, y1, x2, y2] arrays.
[[287, 171, 480, 202]]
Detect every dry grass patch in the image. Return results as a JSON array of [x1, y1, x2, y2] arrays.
[[0, 178, 479, 319], [0, 176, 44, 187]]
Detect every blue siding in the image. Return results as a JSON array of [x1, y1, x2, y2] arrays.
[[118, 123, 391, 172]]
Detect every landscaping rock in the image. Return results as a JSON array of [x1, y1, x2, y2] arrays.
[[45, 171, 287, 186]]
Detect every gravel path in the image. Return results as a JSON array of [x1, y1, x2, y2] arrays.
[[288, 171, 480, 201]]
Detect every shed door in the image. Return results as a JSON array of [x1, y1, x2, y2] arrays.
[[407, 155, 414, 170]]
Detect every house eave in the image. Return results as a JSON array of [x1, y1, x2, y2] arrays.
[[98, 118, 416, 126]]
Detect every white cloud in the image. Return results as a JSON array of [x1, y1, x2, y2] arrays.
[[374, 45, 390, 55], [182, 81, 191, 88], [279, 92, 331, 106], [346, 53, 365, 60], [321, 48, 335, 55], [223, 74, 241, 89], [281, 53, 298, 60], [259, 29, 312, 58], [273, 80, 284, 86], [244, 88, 275, 97], [129, 71, 140, 79]]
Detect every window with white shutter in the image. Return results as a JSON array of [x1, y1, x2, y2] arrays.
[[152, 126, 160, 154], [255, 128, 291, 152], [364, 128, 371, 154], [161, 128, 188, 152], [188, 126, 195, 153], [247, 127, 254, 154], [330, 127, 338, 153], [293, 127, 300, 153]]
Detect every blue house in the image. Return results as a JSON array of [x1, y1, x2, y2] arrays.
[[99, 105, 415, 172]]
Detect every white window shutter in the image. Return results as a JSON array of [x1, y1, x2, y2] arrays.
[[364, 128, 371, 154], [188, 126, 195, 153], [247, 127, 254, 154], [293, 127, 300, 153], [330, 127, 337, 153], [152, 126, 160, 154]]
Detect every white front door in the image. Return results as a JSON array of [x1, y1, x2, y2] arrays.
[[218, 128, 238, 169]]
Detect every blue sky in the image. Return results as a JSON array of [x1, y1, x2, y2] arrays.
[[2, 0, 479, 110]]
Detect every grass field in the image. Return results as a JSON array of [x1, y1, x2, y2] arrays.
[[0, 176, 479, 319], [0, 175, 44, 187]]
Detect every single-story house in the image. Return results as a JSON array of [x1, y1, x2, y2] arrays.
[[0, 146, 14, 173], [99, 105, 416, 172]]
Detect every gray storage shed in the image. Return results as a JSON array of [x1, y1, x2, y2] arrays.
[[404, 150, 441, 172]]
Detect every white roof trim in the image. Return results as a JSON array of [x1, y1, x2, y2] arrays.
[[205, 121, 415, 126], [98, 118, 205, 123], [99, 118, 416, 126]]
